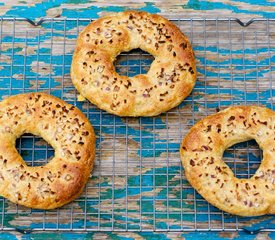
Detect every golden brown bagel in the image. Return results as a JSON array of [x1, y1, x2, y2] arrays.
[[0, 93, 95, 209], [71, 11, 197, 116], [181, 106, 275, 216]]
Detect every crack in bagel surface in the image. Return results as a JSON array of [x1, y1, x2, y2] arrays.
[[0, 93, 95, 209], [181, 106, 275, 216], [71, 11, 197, 116]]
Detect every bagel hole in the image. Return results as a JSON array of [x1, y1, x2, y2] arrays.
[[16, 133, 54, 167], [114, 49, 154, 77], [223, 140, 262, 179]]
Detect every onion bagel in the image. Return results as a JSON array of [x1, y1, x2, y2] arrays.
[[71, 11, 196, 116], [0, 93, 95, 209], [181, 106, 275, 216]]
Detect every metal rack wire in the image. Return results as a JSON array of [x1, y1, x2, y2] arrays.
[[0, 17, 274, 233]]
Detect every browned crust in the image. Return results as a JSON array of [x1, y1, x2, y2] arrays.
[[71, 10, 197, 116], [180, 106, 275, 216], [0, 93, 95, 209]]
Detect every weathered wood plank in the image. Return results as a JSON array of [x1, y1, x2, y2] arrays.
[[0, 1, 274, 238], [0, 17, 273, 234], [0, 0, 274, 20]]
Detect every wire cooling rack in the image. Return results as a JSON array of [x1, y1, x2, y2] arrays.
[[0, 17, 274, 233]]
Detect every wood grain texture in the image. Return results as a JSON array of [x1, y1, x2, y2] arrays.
[[0, 0, 274, 20], [0, 0, 274, 239], [0, 230, 275, 239]]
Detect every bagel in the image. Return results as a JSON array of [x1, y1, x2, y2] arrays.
[[71, 11, 196, 116], [181, 106, 275, 216], [0, 93, 95, 209]]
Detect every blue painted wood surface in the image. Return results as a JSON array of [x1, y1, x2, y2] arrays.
[[0, 1, 275, 239]]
